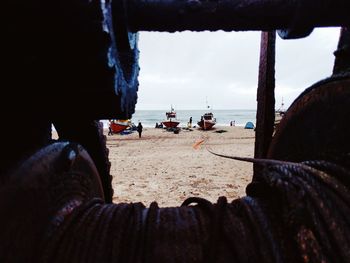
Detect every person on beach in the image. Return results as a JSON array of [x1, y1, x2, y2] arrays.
[[137, 122, 143, 138], [189, 117, 192, 127], [108, 120, 113, 135]]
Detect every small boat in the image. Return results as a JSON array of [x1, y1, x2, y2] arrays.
[[198, 112, 216, 130], [162, 107, 180, 128], [274, 99, 286, 129], [109, 119, 130, 134], [198, 99, 216, 130]]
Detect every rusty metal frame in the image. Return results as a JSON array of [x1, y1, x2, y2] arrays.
[[254, 31, 276, 177]]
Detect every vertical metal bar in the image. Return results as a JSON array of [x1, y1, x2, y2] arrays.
[[254, 31, 276, 177], [333, 27, 350, 75]]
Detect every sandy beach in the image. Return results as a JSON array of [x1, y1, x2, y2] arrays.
[[107, 126, 255, 207]]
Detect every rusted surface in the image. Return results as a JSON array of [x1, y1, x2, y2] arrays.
[[254, 31, 276, 177], [333, 27, 350, 75], [125, 0, 350, 34], [53, 119, 113, 203], [267, 76, 350, 163], [0, 142, 103, 262]]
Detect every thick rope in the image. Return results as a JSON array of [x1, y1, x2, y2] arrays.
[[38, 157, 350, 263]]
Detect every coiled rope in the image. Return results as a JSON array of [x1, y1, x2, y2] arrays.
[[39, 155, 350, 263]]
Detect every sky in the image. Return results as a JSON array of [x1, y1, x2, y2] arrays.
[[136, 27, 340, 111]]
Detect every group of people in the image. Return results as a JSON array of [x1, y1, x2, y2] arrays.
[[155, 122, 164, 128]]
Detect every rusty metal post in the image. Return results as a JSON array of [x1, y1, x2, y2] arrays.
[[254, 31, 276, 177], [333, 27, 350, 75]]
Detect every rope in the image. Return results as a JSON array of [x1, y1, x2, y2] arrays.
[[20, 156, 350, 263]]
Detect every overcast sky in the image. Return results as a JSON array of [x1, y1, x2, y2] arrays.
[[136, 27, 340, 111]]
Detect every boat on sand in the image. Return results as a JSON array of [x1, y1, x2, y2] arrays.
[[198, 112, 216, 130], [109, 119, 130, 134], [162, 107, 180, 128], [198, 98, 216, 130]]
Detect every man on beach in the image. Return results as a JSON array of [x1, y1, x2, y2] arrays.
[[108, 120, 114, 135], [137, 122, 143, 138]]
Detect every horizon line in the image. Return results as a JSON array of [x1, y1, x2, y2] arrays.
[[134, 108, 258, 111]]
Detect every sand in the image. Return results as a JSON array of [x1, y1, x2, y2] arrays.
[[107, 126, 255, 207]]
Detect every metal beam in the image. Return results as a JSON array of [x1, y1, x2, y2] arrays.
[[125, 0, 350, 34], [333, 27, 350, 75], [254, 31, 276, 176]]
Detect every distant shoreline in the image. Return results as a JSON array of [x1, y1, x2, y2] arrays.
[[100, 109, 257, 129]]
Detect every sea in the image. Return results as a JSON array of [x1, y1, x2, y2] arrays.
[[101, 109, 257, 128]]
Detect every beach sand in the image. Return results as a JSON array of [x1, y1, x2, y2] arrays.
[[107, 126, 255, 207]]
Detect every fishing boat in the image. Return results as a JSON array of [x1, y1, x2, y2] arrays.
[[274, 98, 286, 129], [162, 106, 180, 128], [197, 112, 216, 130], [108, 119, 130, 134], [198, 98, 216, 130]]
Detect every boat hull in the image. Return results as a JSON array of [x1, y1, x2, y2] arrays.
[[197, 120, 215, 130], [162, 121, 180, 128], [110, 122, 129, 133]]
